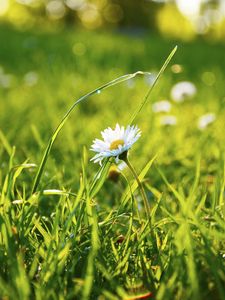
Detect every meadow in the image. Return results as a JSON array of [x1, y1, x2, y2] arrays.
[[0, 23, 225, 300]]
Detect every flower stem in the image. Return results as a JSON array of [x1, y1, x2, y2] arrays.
[[123, 156, 151, 221]]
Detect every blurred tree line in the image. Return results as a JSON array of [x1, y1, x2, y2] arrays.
[[1, 0, 163, 29], [1, 0, 225, 40]]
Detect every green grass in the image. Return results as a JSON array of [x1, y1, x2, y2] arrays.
[[0, 23, 225, 300]]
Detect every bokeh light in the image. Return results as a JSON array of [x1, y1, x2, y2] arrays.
[[46, 1, 66, 20], [0, 0, 225, 40], [0, 0, 9, 16]]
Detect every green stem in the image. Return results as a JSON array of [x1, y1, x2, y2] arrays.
[[123, 156, 151, 221]]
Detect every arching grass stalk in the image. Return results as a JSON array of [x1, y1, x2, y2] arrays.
[[31, 46, 177, 195], [120, 152, 151, 221], [31, 71, 150, 195]]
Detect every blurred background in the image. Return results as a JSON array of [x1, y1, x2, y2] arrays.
[[1, 0, 225, 40], [0, 0, 225, 189]]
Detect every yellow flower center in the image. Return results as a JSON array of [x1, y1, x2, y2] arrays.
[[110, 139, 124, 150]]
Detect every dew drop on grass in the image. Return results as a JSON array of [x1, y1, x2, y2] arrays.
[[97, 89, 101, 94]]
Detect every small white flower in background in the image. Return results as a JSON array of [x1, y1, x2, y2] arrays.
[[152, 100, 171, 113], [171, 81, 197, 103], [0, 67, 13, 89], [24, 71, 39, 86], [90, 124, 141, 165], [0, 73, 13, 88], [160, 115, 177, 126], [198, 113, 216, 130]]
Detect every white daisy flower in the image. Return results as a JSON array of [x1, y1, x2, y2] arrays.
[[90, 124, 141, 165], [160, 115, 177, 126], [171, 81, 197, 103], [198, 113, 216, 130], [152, 100, 171, 113]]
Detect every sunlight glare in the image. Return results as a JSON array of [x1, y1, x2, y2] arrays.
[[0, 0, 9, 16], [175, 0, 202, 17]]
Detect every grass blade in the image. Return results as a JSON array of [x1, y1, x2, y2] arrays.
[[31, 71, 150, 194], [129, 46, 177, 124]]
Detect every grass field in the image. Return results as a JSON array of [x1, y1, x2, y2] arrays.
[[0, 23, 225, 300]]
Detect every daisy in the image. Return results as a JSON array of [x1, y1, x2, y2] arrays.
[[152, 100, 171, 113], [198, 113, 216, 130], [160, 115, 177, 126], [170, 81, 197, 103], [90, 124, 141, 165]]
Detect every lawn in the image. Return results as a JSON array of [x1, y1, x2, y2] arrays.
[[0, 23, 225, 300]]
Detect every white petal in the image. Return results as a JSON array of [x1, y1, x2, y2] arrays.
[[90, 123, 141, 164]]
